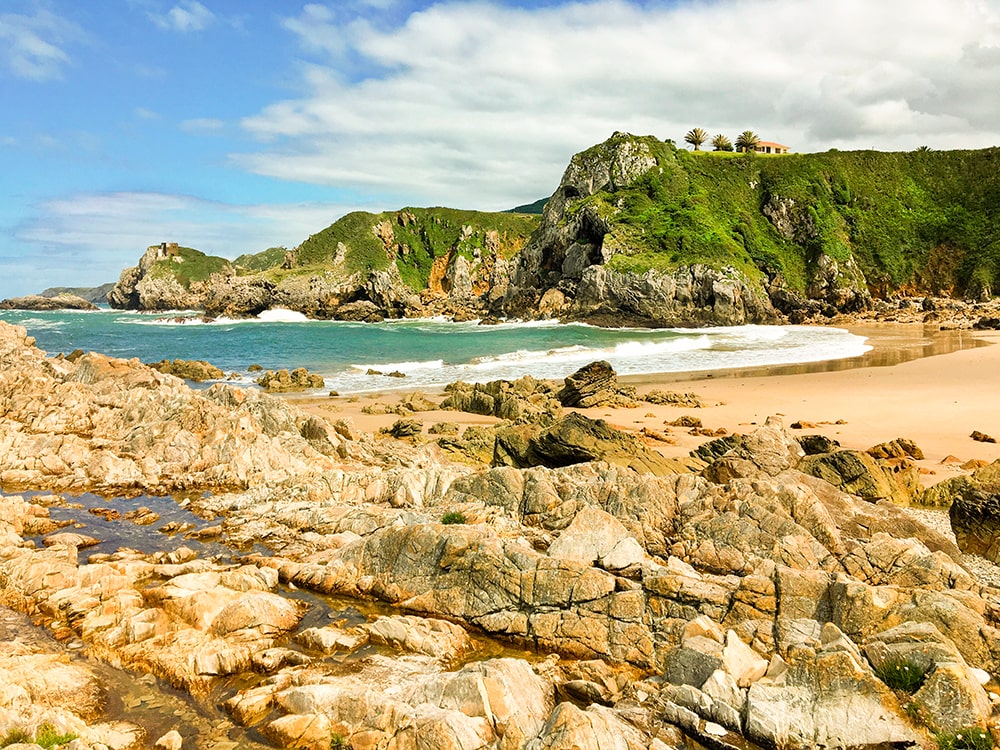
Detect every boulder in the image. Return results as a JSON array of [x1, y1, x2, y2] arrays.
[[512, 412, 692, 476], [148, 359, 225, 382], [949, 488, 1000, 562], [363, 615, 478, 662], [798, 449, 919, 503], [557, 361, 620, 408], [256, 368, 325, 392]]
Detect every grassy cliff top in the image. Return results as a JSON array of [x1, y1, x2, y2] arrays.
[[568, 135, 1000, 296]]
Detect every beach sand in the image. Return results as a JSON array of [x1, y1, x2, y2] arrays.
[[290, 323, 1000, 487]]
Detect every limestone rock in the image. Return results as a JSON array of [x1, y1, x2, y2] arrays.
[[364, 615, 477, 662], [913, 661, 991, 733]]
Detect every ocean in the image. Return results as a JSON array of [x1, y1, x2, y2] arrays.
[[0, 308, 872, 394]]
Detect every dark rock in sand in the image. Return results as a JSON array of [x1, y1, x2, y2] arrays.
[[384, 418, 423, 438], [257, 367, 325, 392], [867, 438, 924, 461], [799, 434, 840, 455], [557, 360, 618, 408]]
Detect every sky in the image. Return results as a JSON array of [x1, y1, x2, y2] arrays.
[[1, 0, 999, 298]]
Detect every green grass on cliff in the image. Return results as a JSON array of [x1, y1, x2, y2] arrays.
[[234, 246, 288, 272], [146, 246, 232, 288], [293, 207, 539, 290], [574, 136, 1000, 296]]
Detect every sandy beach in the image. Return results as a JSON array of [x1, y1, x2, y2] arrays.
[[292, 323, 1000, 487]]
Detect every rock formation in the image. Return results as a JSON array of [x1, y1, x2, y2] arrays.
[[0, 293, 98, 311]]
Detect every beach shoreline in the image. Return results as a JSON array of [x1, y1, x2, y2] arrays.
[[291, 322, 1000, 487]]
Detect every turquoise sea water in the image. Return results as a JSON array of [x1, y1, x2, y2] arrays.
[[0, 308, 872, 394]]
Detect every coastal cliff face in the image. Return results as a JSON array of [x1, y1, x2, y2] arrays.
[[105, 135, 1000, 325]]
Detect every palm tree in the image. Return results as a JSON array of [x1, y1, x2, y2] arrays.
[[711, 134, 733, 152], [735, 130, 761, 153], [684, 127, 709, 151]]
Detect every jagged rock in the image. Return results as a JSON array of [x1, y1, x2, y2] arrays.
[[257, 368, 326, 392], [744, 642, 918, 749], [799, 434, 840, 455], [557, 361, 619, 408], [644, 390, 705, 408], [867, 438, 924, 461], [503, 412, 693, 476], [154, 730, 183, 750], [383, 418, 423, 438], [148, 358, 225, 382], [0, 322, 337, 494], [442, 376, 562, 423], [295, 626, 368, 655], [334, 300, 384, 322], [912, 661, 991, 733], [949, 488, 1000, 562], [547, 506, 647, 571], [699, 417, 804, 480], [798, 449, 919, 503]]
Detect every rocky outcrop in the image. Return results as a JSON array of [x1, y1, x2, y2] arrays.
[[108, 243, 214, 310], [0, 321, 339, 493], [501, 133, 781, 326], [257, 368, 326, 392], [148, 358, 225, 381], [0, 293, 98, 311]]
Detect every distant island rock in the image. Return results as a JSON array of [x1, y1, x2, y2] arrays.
[[0, 293, 98, 311], [39, 283, 116, 305]]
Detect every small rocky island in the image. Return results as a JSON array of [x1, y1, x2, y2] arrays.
[[1, 319, 999, 749]]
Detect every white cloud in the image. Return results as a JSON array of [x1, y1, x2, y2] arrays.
[[7, 191, 376, 297], [180, 117, 225, 132], [150, 1, 215, 32], [0, 9, 80, 81], [235, 0, 1000, 211], [135, 107, 161, 120]]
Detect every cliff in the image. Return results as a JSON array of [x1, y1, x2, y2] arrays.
[[107, 135, 1000, 325], [501, 133, 1000, 325], [109, 210, 539, 320]]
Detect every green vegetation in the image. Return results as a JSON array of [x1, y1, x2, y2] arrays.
[[711, 133, 733, 152], [234, 246, 288, 272], [562, 134, 1000, 298], [1, 723, 78, 749], [735, 130, 761, 153], [330, 733, 348, 750], [506, 197, 548, 214], [293, 207, 538, 291], [146, 246, 232, 288], [441, 511, 467, 524], [684, 127, 709, 151], [935, 727, 993, 750], [873, 656, 930, 693]]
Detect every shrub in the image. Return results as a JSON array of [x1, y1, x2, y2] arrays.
[[441, 511, 467, 525], [35, 723, 78, 749], [874, 655, 930, 693], [935, 727, 993, 750], [330, 734, 348, 750], [1, 729, 32, 748]]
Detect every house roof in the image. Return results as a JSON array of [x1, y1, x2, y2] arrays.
[[756, 141, 789, 150]]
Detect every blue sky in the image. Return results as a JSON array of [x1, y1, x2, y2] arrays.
[[1, 0, 998, 297]]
